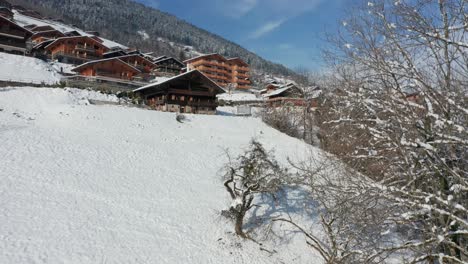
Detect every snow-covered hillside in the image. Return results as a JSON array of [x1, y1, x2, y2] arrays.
[[0, 53, 62, 84], [0, 87, 322, 263]]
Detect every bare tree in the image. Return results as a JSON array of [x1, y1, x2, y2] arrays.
[[222, 140, 286, 238], [315, 0, 468, 262]]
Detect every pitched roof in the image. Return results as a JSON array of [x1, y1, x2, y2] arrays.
[[72, 57, 142, 73], [227, 57, 248, 67], [153, 56, 184, 66], [184, 53, 227, 63], [0, 16, 33, 37], [31, 29, 65, 38], [134, 70, 225, 94], [264, 83, 303, 98], [44, 35, 110, 50], [116, 54, 156, 67]]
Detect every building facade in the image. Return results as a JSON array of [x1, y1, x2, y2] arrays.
[[44, 36, 110, 64], [134, 70, 225, 114], [185, 53, 251, 90], [72, 57, 141, 80], [0, 16, 33, 54]]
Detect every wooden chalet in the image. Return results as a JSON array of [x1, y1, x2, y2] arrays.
[[44, 36, 110, 64], [0, 0, 12, 9], [152, 57, 184, 76], [134, 70, 226, 114], [30, 29, 65, 44], [72, 57, 141, 81], [263, 83, 307, 107], [0, 6, 13, 19], [17, 9, 43, 19], [117, 54, 156, 73], [103, 48, 128, 58], [185, 53, 251, 89], [0, 16, 33, 54], [29, 25, 55, 32]]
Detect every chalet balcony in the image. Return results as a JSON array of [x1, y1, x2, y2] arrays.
[[0, 39, 27, 49], [197, 65, 229, 75], [0, 29, 26, 39], [75, 44, 99, 53], [54, 51, 102, 61], [160, 99, 218, 108]]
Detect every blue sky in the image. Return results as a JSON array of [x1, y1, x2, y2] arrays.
[[135, 0, 345, 71]]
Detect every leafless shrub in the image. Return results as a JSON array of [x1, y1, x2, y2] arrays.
[[221, 140, 287, 238]]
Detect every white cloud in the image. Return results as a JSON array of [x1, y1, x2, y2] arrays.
[[216, 0, 258, 18], [249, 19, 285, 39]]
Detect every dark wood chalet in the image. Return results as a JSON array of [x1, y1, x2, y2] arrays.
[[30, 29, 65, 44], [0, 0, 12, 9], [29, 25, 55, 32], [264, 83, 307, 107], [0, 16, 33, 54], [72, 57, 141, 81], [152, 57, 185, 76], [44, 36, 110, 64], [0, 6, 13, 19], [134, 70, 226, 114]]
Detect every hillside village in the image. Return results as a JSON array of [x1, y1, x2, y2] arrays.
[[1, 0, 466, 263], [0, 0, 322, 115]]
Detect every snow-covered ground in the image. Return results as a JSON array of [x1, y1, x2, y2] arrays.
[[0, 53, 62, 84], [217, 92, 264, 102], [0, 87, 323, 263]]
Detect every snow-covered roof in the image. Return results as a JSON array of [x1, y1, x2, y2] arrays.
[[72, 57, 142, 73], [44, 35, 110, 50], [134, 70, 225, 93], [264, 86, 292, 98], [153, 56, 185, 66], [13, 11, 127, 49]]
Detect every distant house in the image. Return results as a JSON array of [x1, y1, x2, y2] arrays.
[[17, 9, 43, 19], [44, 36, 110, 64], [134, 70, 226, 114], [30, 30, 65, 44], [0, 16, 33, 54], [28, 25, 55, 32], [72, 57, 142, 81], [260, 83, 279, 95], [185, 53, 251, 89], [118, 54, 156, 74], [152, 56, 184, 76], [0, 6, 13, 19], [263, 83, 308, 107], [0, 0, 12, 9]]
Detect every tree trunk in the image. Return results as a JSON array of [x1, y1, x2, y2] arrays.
[[235, 211, 247, 238]]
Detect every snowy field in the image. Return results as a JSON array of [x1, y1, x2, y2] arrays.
[[0, 53, 62, 85], [217, 92, 264, 102], [0, 87, 323, 263]]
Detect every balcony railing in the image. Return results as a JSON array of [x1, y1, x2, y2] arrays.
[[53, 51, 102, 61], [75, 45, 99, 53], [0, 29, 25, 39]]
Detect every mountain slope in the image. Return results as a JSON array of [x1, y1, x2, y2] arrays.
[[9, 0, 300, 82], [0, 86, 322, 263]]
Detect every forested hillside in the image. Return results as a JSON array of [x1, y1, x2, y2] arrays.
[[9, 0, 301, 83]]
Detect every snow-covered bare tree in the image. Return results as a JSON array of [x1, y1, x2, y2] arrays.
[[222, 140, 286, 238], [314, 0, 467, 262]]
